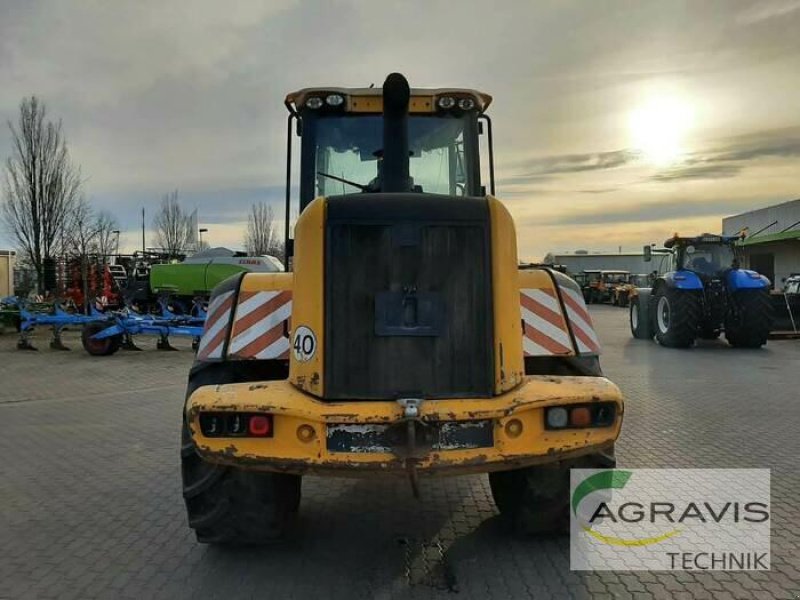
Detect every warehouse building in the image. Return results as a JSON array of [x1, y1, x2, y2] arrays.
[[553, 252, 651, 277], [722, 198, 800, 289]]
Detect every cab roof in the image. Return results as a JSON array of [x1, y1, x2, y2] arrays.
[[285, 86, 493, 114], [663, 233, 741, 249]]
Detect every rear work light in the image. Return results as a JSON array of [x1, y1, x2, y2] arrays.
[[325, 93, 344, 107], [437, 96, 455, 109], [545, 403, 616, 430], [457, 97, 475, 110], [199, 412, 274, 438]]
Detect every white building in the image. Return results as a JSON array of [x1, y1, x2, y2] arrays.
[[553, 253, 651, 277], [722, 198, 800, 288]]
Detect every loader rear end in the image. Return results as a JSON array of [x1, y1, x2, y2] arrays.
[[180, 73, 624, 544]]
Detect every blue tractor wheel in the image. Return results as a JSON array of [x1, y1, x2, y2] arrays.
[[630, 296, 653, 339], [653, 288, 700, 348], [725, 289, 773, 348]]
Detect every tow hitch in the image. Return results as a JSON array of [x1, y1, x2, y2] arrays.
[[393, 398, 432, 498], [324, 399, 495, 498]]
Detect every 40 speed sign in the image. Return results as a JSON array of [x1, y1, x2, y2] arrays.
[[292, 326, 317, 362]]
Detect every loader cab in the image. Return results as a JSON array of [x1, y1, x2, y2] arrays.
[[281, 75, 506, 400], [284, 86, 495, 217], [584, 270, 602, 285], [601, 271, 629, 285]]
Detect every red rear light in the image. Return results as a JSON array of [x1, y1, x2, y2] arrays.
[[248, 415, 272, 437], [199, 412, 274, 437]]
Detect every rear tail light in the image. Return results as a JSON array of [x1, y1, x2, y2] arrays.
[[545, 403, 616, 430], [570, 407, 591, 427], [248, 415, 272, 436], [199, 413, 274, 438]]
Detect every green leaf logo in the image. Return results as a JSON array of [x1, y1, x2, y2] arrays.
[[572, 470, 681, 546]]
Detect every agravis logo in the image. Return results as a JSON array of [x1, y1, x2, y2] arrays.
[[571, 470, 681, 546], [570, 469, 771, 571]]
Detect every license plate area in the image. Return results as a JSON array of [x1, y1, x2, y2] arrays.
[[326, 420, 494, 454]]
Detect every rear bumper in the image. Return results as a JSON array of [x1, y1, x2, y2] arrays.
[[185, 375, 624, 476]]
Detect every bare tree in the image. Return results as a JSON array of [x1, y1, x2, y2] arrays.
[[64, 198, 97, 258], [63, 205, 119, 258], [244, 202, 283, 256], [94, 211, 120, 259], [152, 190, 191, 257], [1, 96, 83, 293]]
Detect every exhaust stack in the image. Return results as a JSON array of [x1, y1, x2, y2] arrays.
[[382, 73, 411, 193]]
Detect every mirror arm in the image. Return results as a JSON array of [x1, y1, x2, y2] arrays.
[[479, 115, 496, 196], [284, 113, 296, 272]]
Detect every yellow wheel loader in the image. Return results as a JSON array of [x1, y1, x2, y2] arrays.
[[181, 73, 624, 544]]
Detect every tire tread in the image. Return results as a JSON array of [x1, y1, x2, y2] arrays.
[[725, 289, 773, 348], [654, 288, 700, 348], [181, 423, 300, 544]]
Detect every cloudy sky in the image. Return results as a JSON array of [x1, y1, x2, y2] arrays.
[[1, 0, 799, 260]]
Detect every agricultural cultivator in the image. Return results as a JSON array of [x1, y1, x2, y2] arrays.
[[630, 233, 773, 348], [7, 296, 206, 355], [3, 247, 284, 355]]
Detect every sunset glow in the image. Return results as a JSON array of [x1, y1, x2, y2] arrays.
[[628, 96, 694, 166]]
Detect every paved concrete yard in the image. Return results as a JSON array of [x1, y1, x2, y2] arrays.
[[1, 308, 799, 599]]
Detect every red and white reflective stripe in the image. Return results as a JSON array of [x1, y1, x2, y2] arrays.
[[520, 288, 574, 356], [228, 290, 292, 360], [196, 290, 235, 360], [558, 286, 602, 354]]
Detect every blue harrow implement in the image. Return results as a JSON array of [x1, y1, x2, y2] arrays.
[[10, 297, 206, 355]]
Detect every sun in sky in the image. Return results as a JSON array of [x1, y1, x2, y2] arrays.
[[628, 95, 695, 166]]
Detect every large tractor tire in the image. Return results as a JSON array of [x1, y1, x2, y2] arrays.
[[181, 363, 301, 545], [653, 288, 700, 348], [81, 322, 122, 356], [181, 422, 301, 544], [725, 289, 773, 349], [489, 448, 615, 535], [630, 296, 653, 339]]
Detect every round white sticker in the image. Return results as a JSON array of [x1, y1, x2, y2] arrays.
[[292, 326, 317, 362]]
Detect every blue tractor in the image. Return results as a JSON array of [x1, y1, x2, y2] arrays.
[[630, 233, 773, 348]]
